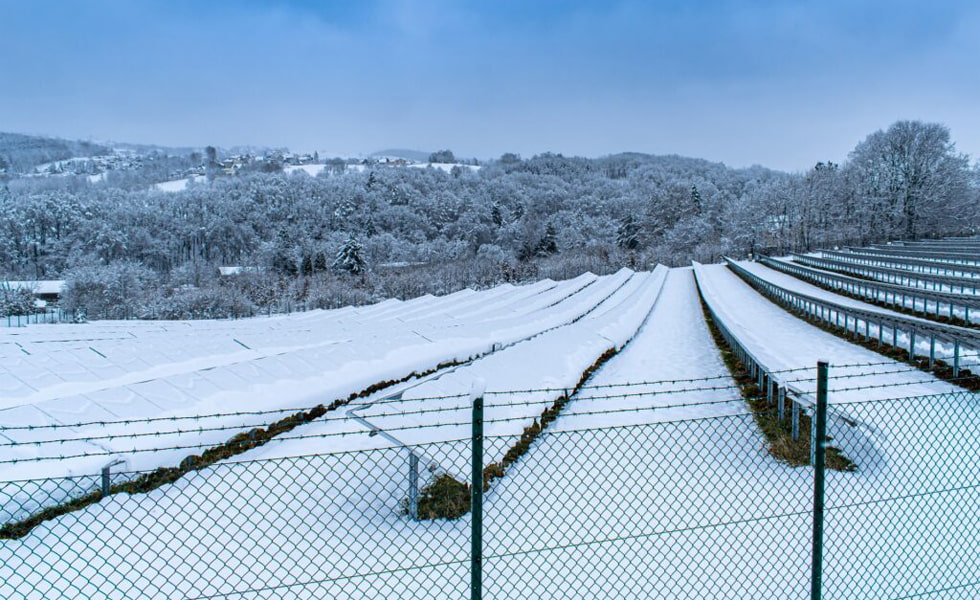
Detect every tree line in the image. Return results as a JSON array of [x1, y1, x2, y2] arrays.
[[0, 120, 976, 319]]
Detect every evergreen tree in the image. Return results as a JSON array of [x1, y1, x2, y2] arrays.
[[333, 234, 366, 275], [490, 203, 503, 226], [271, 228, 297, 276], [690, 184, 702, 215], [616, 214, 640, 250], [536, 223, 559, 256]]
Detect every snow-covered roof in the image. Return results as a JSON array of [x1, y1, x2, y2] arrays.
[[2, 280, 65, 295]]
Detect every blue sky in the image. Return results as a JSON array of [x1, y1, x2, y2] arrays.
[[1, 0, 978, 171]]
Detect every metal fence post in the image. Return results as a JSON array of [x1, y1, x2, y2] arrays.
[[471, 379, 486, 600], [810, 361, 829, 600]]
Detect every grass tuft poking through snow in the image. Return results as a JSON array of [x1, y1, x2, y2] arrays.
[[696, 293, 856, 472], [415, 474, 471, 520]]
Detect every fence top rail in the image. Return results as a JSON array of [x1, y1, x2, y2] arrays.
[[763, 256, 980, 308], [791, 253, 980, 288], [822, 250, 980, 276], [846, 247, 980, 263], [724, 257, 980, 347]]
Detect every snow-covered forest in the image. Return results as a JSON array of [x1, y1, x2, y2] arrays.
[[1, 120, 977, 319]]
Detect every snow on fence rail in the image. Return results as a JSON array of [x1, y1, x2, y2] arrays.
[[875, 240, 980, 250], [791, 253, 980, 294], [761, 256, 980, 324], [844, 245, 980, 265], [822, 249, 980, 278], [724, 258, 980, 378]]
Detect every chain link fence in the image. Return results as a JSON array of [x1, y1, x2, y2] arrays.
[[2, 379, 979, 599]]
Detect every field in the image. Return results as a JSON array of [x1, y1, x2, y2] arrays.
[[2, 242, 980, 599]]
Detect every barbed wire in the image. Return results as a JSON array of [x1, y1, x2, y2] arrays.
[[783, 364, 979, 385], [0, 407, 326, 432], [3, 351, 975, 435], [0, 403, 763, 463], [0, 392, 752, 449]]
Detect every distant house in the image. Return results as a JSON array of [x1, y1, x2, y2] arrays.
[[3, 280, 65, 305]]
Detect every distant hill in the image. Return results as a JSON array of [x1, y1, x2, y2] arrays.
[[370, 149, 432, 162], [0, 132, 111, 173]]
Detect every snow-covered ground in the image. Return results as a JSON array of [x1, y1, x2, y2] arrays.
[[283, 164, 327, 177], [554, 267, 742, 429], [153, 175, 205, 192], [2, 265, 978, 599], [407, 162, 481, 173]]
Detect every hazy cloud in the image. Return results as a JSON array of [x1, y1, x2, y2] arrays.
[[1, 0, 977, 171]]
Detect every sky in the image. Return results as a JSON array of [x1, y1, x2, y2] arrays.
[[1, 0, 978, 172]]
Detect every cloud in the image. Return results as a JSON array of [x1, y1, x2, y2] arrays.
[[0, 0, 977, 170]]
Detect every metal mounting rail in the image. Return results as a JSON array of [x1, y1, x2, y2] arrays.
[[823, 250, 980, 278], [725, 258, 979, 376], [845, 246, 980, 265], [791, 253, 980, 295], [876, 240, 980, 250], [761, 256, 980, 323], [346, 380, 451, 521]]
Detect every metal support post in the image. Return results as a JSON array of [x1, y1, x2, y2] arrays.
[[101, 459, 124, 496], [810, 361, 829, 600], [408, 453, 419, 520], [953, 340, 961, 378], [777, 387, 785, 422], [909, 329, 916, 363], [929, 337, 935, 371], [470, 380, 486, 600], [792, 400, 800, 441]]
